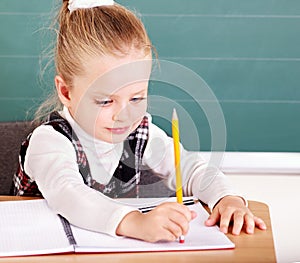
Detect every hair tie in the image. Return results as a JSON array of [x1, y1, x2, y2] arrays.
[[68, 0, 114, 13]]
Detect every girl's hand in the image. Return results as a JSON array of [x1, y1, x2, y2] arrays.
[[116, 202, 197, 242], [205, 195, 267, 235]]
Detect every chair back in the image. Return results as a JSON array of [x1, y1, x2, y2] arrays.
[[0, 122, 34, 195]]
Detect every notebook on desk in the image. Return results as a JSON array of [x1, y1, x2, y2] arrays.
[[0, 198, 234, 257]]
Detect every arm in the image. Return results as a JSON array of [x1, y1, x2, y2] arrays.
[[24, 125, 137, 236], [143, 119, 266, 235]]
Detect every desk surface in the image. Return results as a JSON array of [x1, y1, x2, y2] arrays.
[[0, 196, 276, 263]]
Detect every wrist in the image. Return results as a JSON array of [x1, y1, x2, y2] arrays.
[[219, 195, 247, 207]]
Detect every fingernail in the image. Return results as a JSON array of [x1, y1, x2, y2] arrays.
[[247, 227, 254, 234]]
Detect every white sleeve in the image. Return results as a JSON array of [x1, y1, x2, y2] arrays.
[[24, 125, 137, 236], [143, 120, 243, 210]]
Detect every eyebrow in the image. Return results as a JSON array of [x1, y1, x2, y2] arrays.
[[131, 89, 148, 96]]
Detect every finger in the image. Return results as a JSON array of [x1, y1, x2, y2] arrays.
[[174, 203, 195, 222], [254, 216, 267, 230], [155, 228, 178, 242], [232, 212, 246, 235], [244, 213, 255, 234], [160, 202, 194, 222], [168, 210, 190, 235], [205, 208, 220, 227], [163, 220, 183, 239], [219, 210, 233, 234]]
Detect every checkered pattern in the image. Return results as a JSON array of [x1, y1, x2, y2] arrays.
[[11, 111, 149, 198], [12, 135, 41, 196], [136, 119, 148, 140]]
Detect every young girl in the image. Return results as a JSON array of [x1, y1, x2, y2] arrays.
[[12, 0, 266, 242]]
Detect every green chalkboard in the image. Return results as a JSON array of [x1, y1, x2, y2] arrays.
[[1, 0, 300, 152]]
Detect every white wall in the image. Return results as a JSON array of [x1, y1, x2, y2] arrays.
[[205, 152, 300, 263]]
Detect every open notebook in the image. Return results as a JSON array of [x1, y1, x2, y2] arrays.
[[0, 198, 234, 257]]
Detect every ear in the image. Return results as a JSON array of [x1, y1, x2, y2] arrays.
[[55, 75, 71, 107]]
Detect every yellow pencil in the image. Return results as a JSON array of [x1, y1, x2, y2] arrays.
[[172, 108, 185, 243]]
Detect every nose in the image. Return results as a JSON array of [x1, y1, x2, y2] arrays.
[[112, 102, 130, 122]]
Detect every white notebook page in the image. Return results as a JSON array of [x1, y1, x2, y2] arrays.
[[0, 198, 234, 256], [0, 199, 72, 257]]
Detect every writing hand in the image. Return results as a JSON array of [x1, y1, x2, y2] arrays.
[[116, 202, 197, 242]]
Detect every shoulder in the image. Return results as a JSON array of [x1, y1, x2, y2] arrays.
[[145, 112, 171, 140], [27, 124, 75, 156]]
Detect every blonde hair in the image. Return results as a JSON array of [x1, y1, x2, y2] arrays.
[[35, 0, 153, 122]]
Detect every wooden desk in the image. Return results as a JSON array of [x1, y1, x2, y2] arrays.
[[0, 196, 276, 263]]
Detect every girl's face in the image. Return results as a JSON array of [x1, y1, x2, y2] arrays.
[[57, 51, 152, 144]]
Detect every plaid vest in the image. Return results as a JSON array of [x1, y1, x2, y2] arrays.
[[11, 111, 149, 198]]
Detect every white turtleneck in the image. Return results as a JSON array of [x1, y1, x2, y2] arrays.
[[23, 108, 241, 236]]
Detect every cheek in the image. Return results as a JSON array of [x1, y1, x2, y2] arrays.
[[94, 109, 111, 128], [71, 100, 102, 136], [129, 100, 148, 120]]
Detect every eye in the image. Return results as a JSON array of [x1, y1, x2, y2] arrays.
[[130, 97, 147, 103], [95, 98, 113, 107]]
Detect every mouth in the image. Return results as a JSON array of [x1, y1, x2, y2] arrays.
[[106, 126, 130, 135]]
